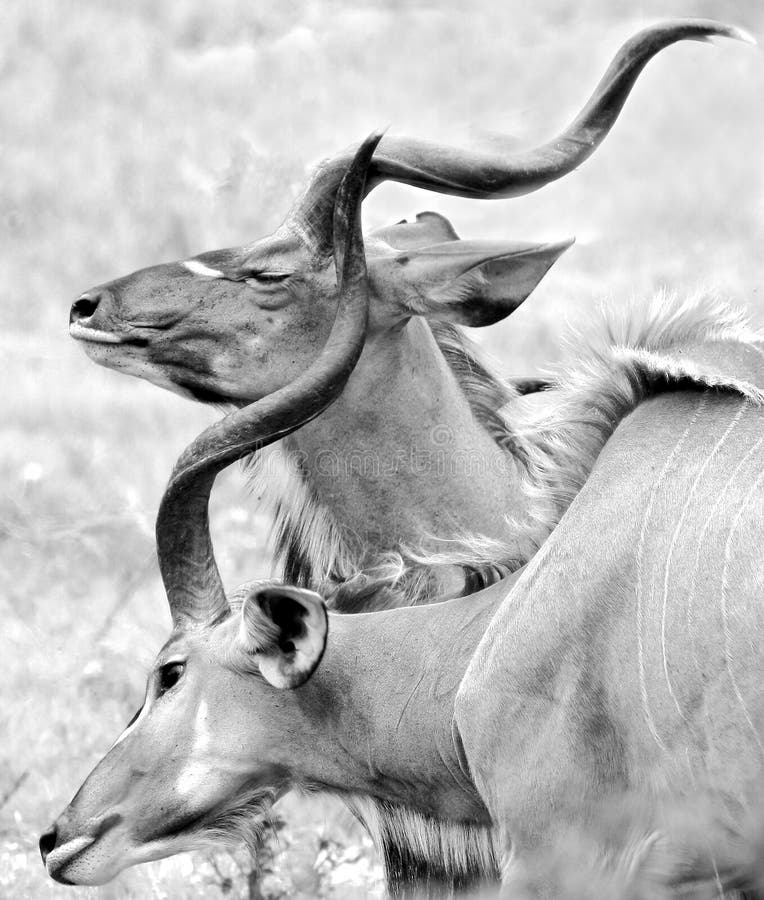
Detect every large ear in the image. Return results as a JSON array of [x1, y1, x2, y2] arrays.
[[237, 585, 328, 689], [369, 211, 460, 249], [369, 237, 574, 327]]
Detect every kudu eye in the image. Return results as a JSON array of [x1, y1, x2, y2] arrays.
[[244, 271, 291, 286], [156, 662, 185, 698]]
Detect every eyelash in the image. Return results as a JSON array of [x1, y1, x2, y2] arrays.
[[245, 272, 291, 285]]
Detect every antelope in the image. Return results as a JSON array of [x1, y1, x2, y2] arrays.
[[68, 20, 751, 613], [42, 138, 764, 896]]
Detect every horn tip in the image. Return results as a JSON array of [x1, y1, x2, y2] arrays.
[[688, 21, 757, 47], [548, 236, 576, 256], [721, 25, 757, 46], [359, 127, 388, 157], [639, 19, 758, 50]]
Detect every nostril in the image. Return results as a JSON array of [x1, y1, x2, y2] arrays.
[[39, 826, 58, 863], [70, 293, 101, 324]]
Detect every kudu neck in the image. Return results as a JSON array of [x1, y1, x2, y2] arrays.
[[289, 581, 508, 821], [289, 316, 526, 579]]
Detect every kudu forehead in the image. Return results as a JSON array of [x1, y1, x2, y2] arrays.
[[193, 229, 315, 273], [98, 260, 195, 307]]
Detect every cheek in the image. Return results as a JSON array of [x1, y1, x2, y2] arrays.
[[174, 761, 211, 800], [217, 301, 333, 397], [126, 750, 230, 843], [106, 287, 336, 402], [267, 298, 333, 369], [173, 700, 217, 800], [138, 321, 254, 401]]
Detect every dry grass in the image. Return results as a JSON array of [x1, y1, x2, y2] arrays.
[[1, 0, 764, 896]]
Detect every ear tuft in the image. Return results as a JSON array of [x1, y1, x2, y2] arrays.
[[238, 585, 328, 689]]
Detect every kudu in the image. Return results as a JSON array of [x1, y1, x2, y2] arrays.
[[68, 20, 751, 611], [43, 139, 764, 895]]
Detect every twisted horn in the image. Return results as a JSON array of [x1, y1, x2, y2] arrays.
[[156, 131, 383, 627], [292, 19, 750, 255]]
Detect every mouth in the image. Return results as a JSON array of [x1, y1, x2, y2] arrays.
[[45, 835, 96, 884], [69, 321, 151, 348], [69, 321, 125, 344], [43, 791, 277, 885]]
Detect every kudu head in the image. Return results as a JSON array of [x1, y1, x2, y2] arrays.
[[39, 581, 333, 885], [68, 20, 746, 404], [41, 135, 379, 885]]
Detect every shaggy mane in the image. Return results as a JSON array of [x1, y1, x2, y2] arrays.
[[515, 290, 764, 555], [246, 290, 764, 611]]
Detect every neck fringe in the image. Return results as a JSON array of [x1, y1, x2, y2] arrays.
[[245, 290, 764, 611], [345, 796, 499, 892]]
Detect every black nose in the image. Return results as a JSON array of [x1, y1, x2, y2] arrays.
[[70, 290, 105, 324], [39, 825, 58, 863]]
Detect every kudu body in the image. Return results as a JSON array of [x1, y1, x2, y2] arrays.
[[458, 386, 764, 898], [43, 130, 764, 895], [42, 320, 764, 896], [68, 20, 751, 611]]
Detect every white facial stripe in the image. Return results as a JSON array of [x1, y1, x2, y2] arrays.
[[192, 700, 211, 753], [110, 706, 147, 749], [183, 260, 224, 278], [171, 702, 213, 798]]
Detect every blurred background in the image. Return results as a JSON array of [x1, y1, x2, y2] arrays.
[[1, 0, 763, 896]]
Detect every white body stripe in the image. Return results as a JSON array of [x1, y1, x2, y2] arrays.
[[659, 399, 745, 722], [721, 464, 764, 759], [635, 395, 706, 752]]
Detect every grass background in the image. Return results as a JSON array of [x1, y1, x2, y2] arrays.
[[1, 0, 763, 896]]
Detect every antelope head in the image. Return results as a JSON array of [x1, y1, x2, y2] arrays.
[[68, 20, 746, 404], [40, 135, 378, 885], [38, 581, 334, 886]]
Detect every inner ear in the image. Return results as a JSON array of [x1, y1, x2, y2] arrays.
[[257, 590, 309, 654], [237, 585, 328, 689]]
